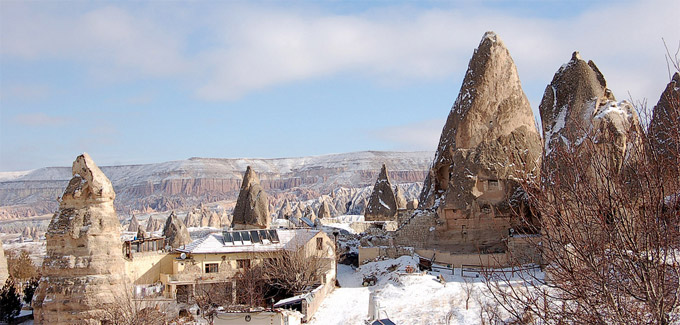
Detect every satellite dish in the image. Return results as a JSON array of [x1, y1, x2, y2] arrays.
[[180, 253, 187, 260]]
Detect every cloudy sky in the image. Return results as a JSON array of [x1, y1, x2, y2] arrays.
[[1, 0, 678, 171]]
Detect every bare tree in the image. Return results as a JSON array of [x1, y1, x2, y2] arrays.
[[484, 63, 680, 324], [261, 246, 333, 296], [98, 282, 168, 325]]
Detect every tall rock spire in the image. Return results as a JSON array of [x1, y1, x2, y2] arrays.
[[540, 52, 641, 176], [648, 72, 680, 180], [33, 153, 127, 324], [365, 164, 398, 221], [232, 166, 271, 229], [397, 32, 542, 253], [163, 211, 191, 248], [418, 31, 541, 210]]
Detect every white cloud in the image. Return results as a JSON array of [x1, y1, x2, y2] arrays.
[[1, 0, 678, 103], [12, 113, 66, 127], [372, 119, 445, 151]]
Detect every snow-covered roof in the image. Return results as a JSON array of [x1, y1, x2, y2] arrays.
[[177, 229, 320, 254]]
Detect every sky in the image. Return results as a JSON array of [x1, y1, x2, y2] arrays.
[[1, 0, 679, 172]]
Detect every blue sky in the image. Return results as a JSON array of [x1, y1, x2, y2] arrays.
[[1, 0, 678, 171]]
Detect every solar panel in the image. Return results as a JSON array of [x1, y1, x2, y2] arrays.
[[241, 230, 251, 242], [232, 231, 242, 244], [259, 230, 269, 242], [268, 230, 280, 243], [250, 230, 261, 244], [223, 231, 233, 244]]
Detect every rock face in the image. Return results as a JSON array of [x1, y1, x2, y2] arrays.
[[232, 167, 270, 229], [364, 164, 399, 221], [278, 200, 292, 219], [208, 212, 221, 228], [406, 199, 418, 210], [163, 211, 191, 248], [318, 200, 332, 219], [397, 32, 542, 253], [127, 214, 139, 232], [303, 206, 317, 224], [33, 153, 127, 324], [394, 186, 407, 210], [146, 216, 163, 232], [0, 242, 8, 284], [0, 151, 432, 220], [184, 208, 202, 228], [540, 52, 642, 177], [648, 72, 680, 180]]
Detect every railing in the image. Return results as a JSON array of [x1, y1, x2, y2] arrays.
[[123, 237, 166, 259]]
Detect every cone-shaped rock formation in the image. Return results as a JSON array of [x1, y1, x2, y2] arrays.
[[318, 200, 332, 219], [648, 72, 680, 180], [232, 166, 270, 229], [278, 200, 292, 219], [365, 164, 398, 221], [397, 32, 542, 252], [127, 214, 140, 232], [163, 211, 191, 248], [33, 153, 127, 324], [540, 52, 641, 177]]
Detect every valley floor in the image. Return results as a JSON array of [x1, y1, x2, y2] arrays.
[[309, 256, 505, 325]]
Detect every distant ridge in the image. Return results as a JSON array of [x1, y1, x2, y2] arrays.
[[0, 150, 433, 220]]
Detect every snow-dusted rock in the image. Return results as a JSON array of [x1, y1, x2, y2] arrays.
[[33, 153, 127, 324], [163, 211, 191, 248], [232, 166, 270, 229], [365, 164, 398, 221]]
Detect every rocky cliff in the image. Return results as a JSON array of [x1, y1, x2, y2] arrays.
[[397, 32, 542, 253], [33, 153, 127, 324], [0, 151, 431, 220]]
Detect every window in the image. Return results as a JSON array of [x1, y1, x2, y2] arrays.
[[205, 263, 219, 273], [488, 179, 499, 190], [237, 259, 250, 269], [316, 237, 323, 250]]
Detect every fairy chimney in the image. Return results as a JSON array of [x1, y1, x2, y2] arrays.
[[232, 166, 271, 229], [33, 153, 127, 324]]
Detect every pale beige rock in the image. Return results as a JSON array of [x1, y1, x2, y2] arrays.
[[318, 200, 332, 219], [398, 32, 542, 253], [208, 212, 221, 228], [365, 164, 398, 221], [278, 200, 292, 219], [127, 214, 140, 232], [33, 153, 127, 324], [163, 211, 191, 248], [0, 241, 8, 284], [406, 199, 419, 210], [292, 205, 303, 219], [146, 217, 163, 232], [303, 206, 317, 224], [232, 167, 270, 229], [394, 186, 407, 210], [184, 208, 202, 228]]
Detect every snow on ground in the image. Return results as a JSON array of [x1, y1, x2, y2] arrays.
[[310, 257, 536, 324]]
